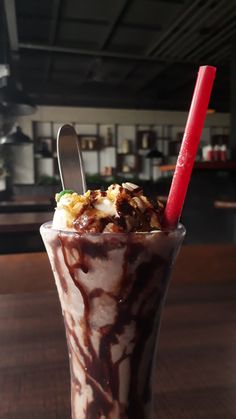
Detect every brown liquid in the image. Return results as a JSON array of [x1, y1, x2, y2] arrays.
[[43, 229, 179, 419]]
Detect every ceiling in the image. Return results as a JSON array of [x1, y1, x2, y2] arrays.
[[3, 0, 236, 112]]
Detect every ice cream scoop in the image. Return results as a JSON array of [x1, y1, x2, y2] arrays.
[[52, 182, 164, 233]]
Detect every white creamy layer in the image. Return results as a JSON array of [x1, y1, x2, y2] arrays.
[[52, 181, 162, 233], [52, 193, 118, 231], [52, 182, 160, 232]]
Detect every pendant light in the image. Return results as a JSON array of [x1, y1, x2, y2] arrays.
[[146, 148, 164, 159], [0, 125, 32, 145]]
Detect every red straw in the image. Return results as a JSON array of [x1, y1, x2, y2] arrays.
[[163, 65, 216, 229]]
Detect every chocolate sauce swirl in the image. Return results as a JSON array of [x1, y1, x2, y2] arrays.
[[41, 225, 184, 419]]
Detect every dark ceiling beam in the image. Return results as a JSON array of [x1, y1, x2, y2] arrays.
[[120, 0, 201, 92], [83, 0, 133, 84], [133, 64, 170, 92], [44, 0, 62, 82], [3, 0, 21, 83], [187, 18, 236, 61], [121, 60, 165, 84], [168, 1, 236, 61], [3, 0, 18, 52], [151, 0, 212, 58], [48, 0, 62, 44], [18, 13, 162, 32], [163, 71, 201, 96], [208, 45, 231, 63], [19, 42, 174, 63], [159, 0, 230, 59], [83, 0, 160, 83], [84, 0, 137, 82], [0, 1, 8, 65], [121, 22, 162, 31], [138, 61, 201, 95], [18, 14, 108, 26], [132, 0, 232, 93], [99, 0, 133, 50], [149, 0, 185, 3], [145, 0, 201, 56]]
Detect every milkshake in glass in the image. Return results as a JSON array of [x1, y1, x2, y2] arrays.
[[41, 183, 185, 418]]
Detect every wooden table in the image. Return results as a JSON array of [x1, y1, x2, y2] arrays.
[[0, 282, 236, 418]]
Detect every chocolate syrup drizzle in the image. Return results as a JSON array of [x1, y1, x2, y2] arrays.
[[50, 232, 173, 419]]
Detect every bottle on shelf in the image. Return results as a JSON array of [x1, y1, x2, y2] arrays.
[[213, 145, 221, 161], [81, 138, 87, 150], [122, 139, 132, 154], [122, 164, 131, 173], [141, 133, 149, 149], [202, 144, 213, 161], [101, 166, 113, 176], [88, 139, 94, 150], [220, 144, 227, 162]]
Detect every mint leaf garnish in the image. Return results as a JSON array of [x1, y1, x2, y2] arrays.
[[57, 189, 74, 201]]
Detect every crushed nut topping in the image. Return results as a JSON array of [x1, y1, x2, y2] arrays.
[[53, 183, 164, 233]]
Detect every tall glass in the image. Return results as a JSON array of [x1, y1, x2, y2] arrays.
[[41, 222, 185, 419]]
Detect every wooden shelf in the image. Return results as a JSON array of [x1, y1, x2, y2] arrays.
[[117, 152, 135, 156], [195, 161, 236, 170], [169, 139, 182, 143], [214, 200, 236, 209], [159, 164, 176, 172], [34, 156, 54, 159], [31, 121, 231, 184], [159, 161, 236, 172], [81, 148, 100, 152], [117, 171, 136, 176], [158, 137, 171, 141]]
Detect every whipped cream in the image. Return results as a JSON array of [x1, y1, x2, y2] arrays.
[[53, 182, 163, 233]]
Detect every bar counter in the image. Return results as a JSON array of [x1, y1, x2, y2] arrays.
[[0, 198, 53, 213], [0, 212, 53, 254], [0, 212, 53, 233], [159, 161, 236, 172]]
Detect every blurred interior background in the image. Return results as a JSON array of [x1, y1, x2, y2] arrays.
[[0, 3, 236, 418], [0, 0, 236, 253]]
